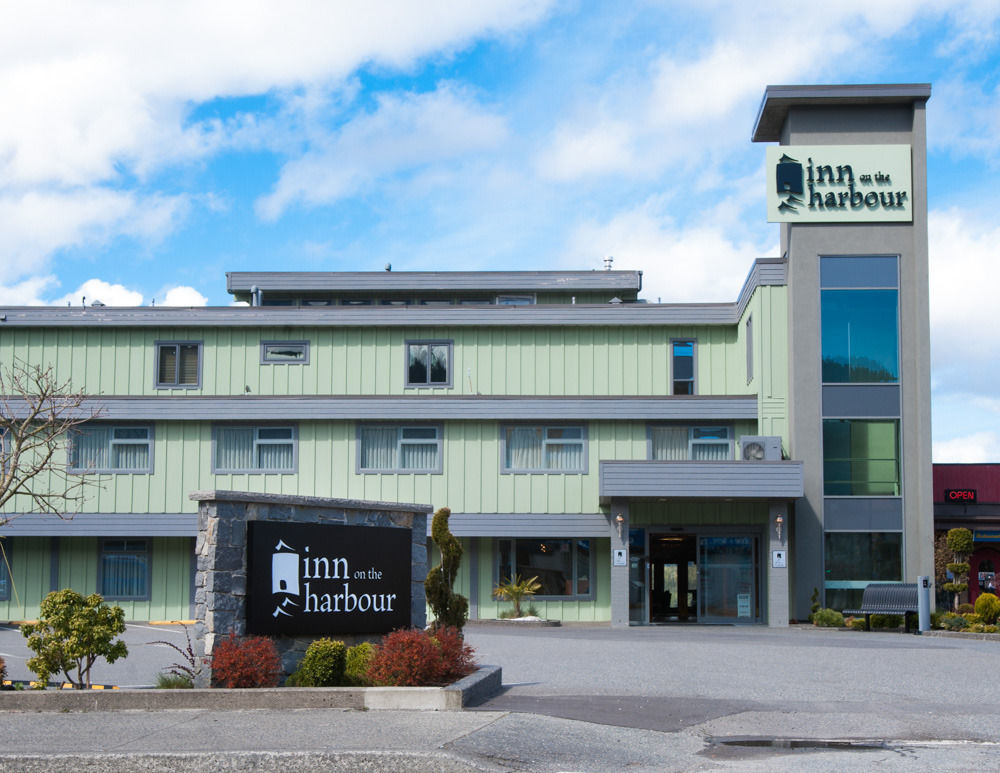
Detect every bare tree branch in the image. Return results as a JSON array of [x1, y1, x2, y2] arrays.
[[0, 359, 102, 525]]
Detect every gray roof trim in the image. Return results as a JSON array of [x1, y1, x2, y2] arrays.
[[599, 460, 804, 502], [13, 395, 760, 421], [188, 489, 433, 513], [1, 258, 788, 328], [431, 513, 612, 538], [0, 512, 197, 537], [752, 83, 932, 142], [226, 270, 642, 293]]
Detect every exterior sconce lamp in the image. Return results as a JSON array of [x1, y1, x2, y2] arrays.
[[615, 513, 624, 539], [775, 514, 784, 543]]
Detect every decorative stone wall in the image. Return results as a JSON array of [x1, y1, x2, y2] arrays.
[[189, 489, 431, 685]]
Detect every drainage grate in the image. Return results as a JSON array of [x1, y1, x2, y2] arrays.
[[702, 737, 891, 759]]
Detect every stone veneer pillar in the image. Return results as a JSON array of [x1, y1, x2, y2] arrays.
[[189, 490, 432, 686]]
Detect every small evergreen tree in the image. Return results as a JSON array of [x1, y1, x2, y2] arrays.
[[424, 507, 468, 630], [21, 589, 127, 689], [943, 527, 974, 611]]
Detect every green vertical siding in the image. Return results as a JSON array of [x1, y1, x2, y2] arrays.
[[0, 537, 51, 621]]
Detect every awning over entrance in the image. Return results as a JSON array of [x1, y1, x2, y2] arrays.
[[599, 460, 804, 504]]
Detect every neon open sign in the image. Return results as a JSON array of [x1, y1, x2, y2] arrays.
[[945, 489, 977, 503]]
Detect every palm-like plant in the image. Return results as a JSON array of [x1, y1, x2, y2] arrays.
[[494, 574, 542, 618]]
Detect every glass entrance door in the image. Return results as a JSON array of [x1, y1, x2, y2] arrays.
[[698, 535, 758, 623], [628, 528, 647, 624]]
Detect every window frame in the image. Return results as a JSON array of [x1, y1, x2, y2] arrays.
[[671, 338, 696, 395], [495, 538, 595, 601], [500, 424, 588, 474], [260, 340, 310, 365], [98, 538, 151, 602], [822, 418, 901, 496], [496, 294, 536, 305], [154, 340, 202, 389], [356, 424, 444, 474], [0, 537, 10, 602], [212, 424, 298, 474], [404, 339, 453, 389], [67, 424, 154, 474]]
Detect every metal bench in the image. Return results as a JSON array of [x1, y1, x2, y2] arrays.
[[843, 583, 919, 632]]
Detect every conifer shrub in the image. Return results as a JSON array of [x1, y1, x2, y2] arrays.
[[974, 592, 1000, 624], [869, 614, 903, 629], [345, 642, 375, 686], [287, 638, 346, 687], [941, 614, 967, 631], [210, 632, 282, 688], [957, 603, 975, 615]]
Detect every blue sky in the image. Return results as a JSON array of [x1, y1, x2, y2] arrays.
[[2, 1, 999, 461]]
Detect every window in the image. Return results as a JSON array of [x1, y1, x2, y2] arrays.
[[650, 426, 731, 461], [672, 340, 695, 394], [214, 426, 296, 473], [156, 342, 201, 388], [822, 419, 900, 496], [358, 425, 442, 473], [746, 315, 754, 383], [405, 340, 452, 388], [0, 538, 10, 602], [497, 538, 592, 598], [823, 531, 901, 610], [69, 425, 153, 473], [100, 539, 150, 600], [503, 426, 586, 473], [260, 341, 309, 364], [496, 295, 535, 305], [821, 256, 899, 383]]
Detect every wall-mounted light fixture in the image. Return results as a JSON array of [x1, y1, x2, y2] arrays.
[[775, 514, 784, 543], [615, 513, 624, 539]]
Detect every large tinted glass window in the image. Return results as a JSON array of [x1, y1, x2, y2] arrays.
[[824, 532, 902, 610], [823, 419, 900, 496], [821, 289, 899, 382]]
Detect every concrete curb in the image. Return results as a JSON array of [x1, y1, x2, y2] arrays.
[[0, 665, 502, 713]]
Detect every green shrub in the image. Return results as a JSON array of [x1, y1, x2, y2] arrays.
[[812, 608, 844, 627], [957, 603, 975, 615], [869, 614, 902, 629], [930, 611, 945, 629], [210, 633, 282, 688], [964, 613, 982, 625], [846, 616, 867, 630], [942, 615, 967, 631], [974, 592, 1000, 624], [155, 672, 193, 689], [809, 587, 820, 623], [345, 642, 375, 686], [288, 638, 346, 687]]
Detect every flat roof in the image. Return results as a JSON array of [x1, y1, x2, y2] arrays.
[[226, 270, 643, 295], [752, 83, 932, 142]]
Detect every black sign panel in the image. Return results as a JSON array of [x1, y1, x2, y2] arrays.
[[247, 521, 411, 635], [945, 489, 977, 503]]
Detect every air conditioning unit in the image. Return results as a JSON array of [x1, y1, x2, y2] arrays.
[[740, 436, 782, 461]]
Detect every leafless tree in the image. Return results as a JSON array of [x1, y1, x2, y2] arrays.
[[0, 360, 100, 525]]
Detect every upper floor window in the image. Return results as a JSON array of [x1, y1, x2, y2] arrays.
[[405, 340, 452, 388], [156, 342, 201, 388], [672, 340, 695, 395], [260, 341, 309, 364], [820, 256, 899, 384], [822, 419, 900, 496], [358, 425, 442, 473], [650, 426, 731, 461], [745, 315, 754, 384], [503, 425, 586, 473], [69, 425, 153, 473], [214, 425, 296, 474], [496, 295, 535, 305], [0, 539, 10, 602]]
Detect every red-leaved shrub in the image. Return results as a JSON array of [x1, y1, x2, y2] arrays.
[[210, 632, 282, 688], [367, 627, 476, 686]]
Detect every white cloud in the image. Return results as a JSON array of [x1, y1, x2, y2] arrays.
[[0, 275, 58, 305], [51, 279, 144, 308], [0, 189, 188, 283], [160, 286, 209, 307], [934, 431, 1000, 463], [256, 84, 509, 219]]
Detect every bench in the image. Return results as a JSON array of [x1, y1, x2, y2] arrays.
[[843, 583, 919, 632]]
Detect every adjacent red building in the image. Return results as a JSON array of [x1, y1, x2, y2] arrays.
[[934, 464, 1000, 603]]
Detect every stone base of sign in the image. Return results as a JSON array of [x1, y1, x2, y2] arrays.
[[189, 490, 432, 686]]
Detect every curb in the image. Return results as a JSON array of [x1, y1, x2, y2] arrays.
[[0, 665, 502, 713]]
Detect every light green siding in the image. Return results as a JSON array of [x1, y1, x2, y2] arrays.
[[0, 537, 51, 621]]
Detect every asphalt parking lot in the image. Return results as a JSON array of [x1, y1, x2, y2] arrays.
[[2, 622, 999, 772]]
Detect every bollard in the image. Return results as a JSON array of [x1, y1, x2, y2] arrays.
[[917, 575, 931, 633]]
